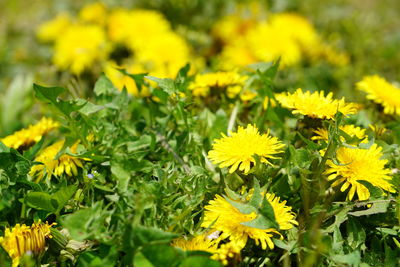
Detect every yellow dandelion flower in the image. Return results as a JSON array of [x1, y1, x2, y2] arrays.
[[134, 31, 193, 78], [201, 192, 297, 250], [312, 125, 367, 144], [107, 9, 170, 49], [0, 220, 55, 267], [172, 234, 241, 266], [325, 144, 394, 201], [53, 24, 109, 74], [79, 2, 108, 25], [276, 88, 358, 120], [1, 117, 59, 150], [189, 71, 248, 98], [37, 13, 72, 42], [356, 75, 400, 116], [208, 124, 285, 174], [172, 234, 219, 254], [29, 140, 84, 182]]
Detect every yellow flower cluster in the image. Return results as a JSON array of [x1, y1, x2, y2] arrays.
[[276, 88, 358, 120], [214, 11, 348, 69], [1, 117, 59, 150], [30, 140, 85, 182], [37, 3, 200, 96], [189, 71, 248, 98], [0, 221, 55, 267]]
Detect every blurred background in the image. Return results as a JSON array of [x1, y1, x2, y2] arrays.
[[0, 0, 399, 134]]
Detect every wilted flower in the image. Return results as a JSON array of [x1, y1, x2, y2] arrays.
[[30, 140, 85, 182], [0, 220, 55, 267]]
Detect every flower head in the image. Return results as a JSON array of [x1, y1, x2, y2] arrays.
[[53, 24, 109, 74], [172, 234, 241, 266], [79, 2, 108, 25], [356, 75, 400, 116], [37, 13, 72, 42], [208, 124, 285, 174], [0, 220, 55, 267], [325, 144, 394, 201], [276, 88, 358, 119], [201, 192, 297, 250], [29, 140, 84, 182], [189, 71, 248, 98], [312, 125, 367, 144], [1, 117, 59, 150]]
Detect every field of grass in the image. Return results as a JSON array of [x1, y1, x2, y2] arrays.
[[0, 0, 400, 266]]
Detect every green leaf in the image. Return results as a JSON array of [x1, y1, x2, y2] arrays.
[[248, 178, 262, 207], [348, 201, 389, 217], [111, 161, 131, 194], [25, 192, 57, 212], [131, 225, 178, 247], [179, 256, 222, 267], [241, 197, 279, 230], [94, 75, 116, 96], [52, 184, 78, 213], [145, 76, 176, 95]]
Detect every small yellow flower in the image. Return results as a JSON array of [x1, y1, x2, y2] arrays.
[[201, 192, 297, 250], [0, 220, 55, 267], [1, 117, 59, 150], [79, 2, 108, 25], [208, 124, 285, 174], [276, 88, 358, 120], [53, 24, 109, 74], [189, 71, 248, 98], [172, 234, 241, 266], [356, 75, 400, 116], [30, 140, 84, 182], [37, 13, 72, 42], [312, 125, 367, 144], [325, 144, 394, 201]]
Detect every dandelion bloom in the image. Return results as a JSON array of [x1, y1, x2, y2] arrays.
[[202, 193, 297, 250], [325, 144, 394, 201], [1, 117, 59, 150], [79, 2, 108, 25], [0, 220, 55, 267], [356, 75, 400, 116], [276, 88, 358, 120], [30, 140, 84, 182], [312, 125, 367, 144], [53, 24, 109, 74], [37, 13, 72, 42], [208, 125, 285, 174], [172, 234, 241, 266], [189, 71, 248, 98]]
